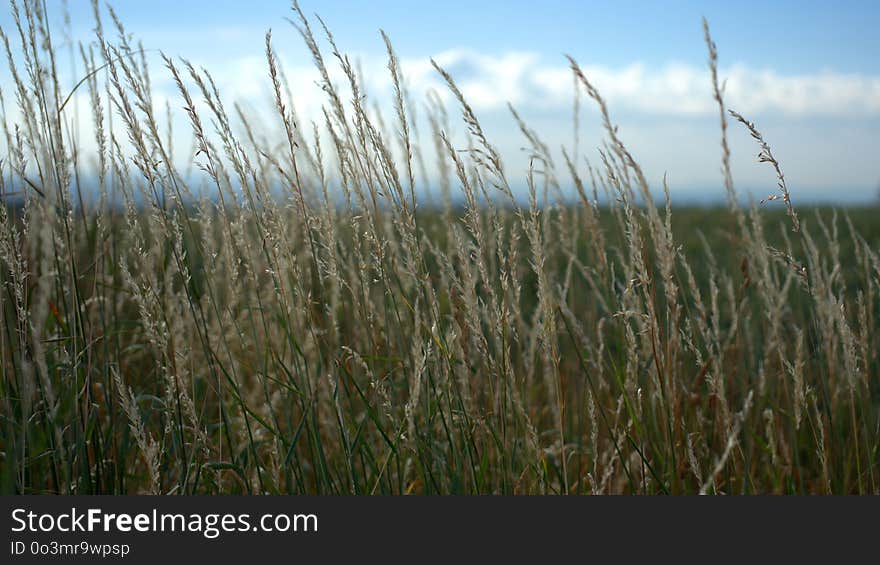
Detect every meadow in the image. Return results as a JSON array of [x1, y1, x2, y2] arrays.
[[1, 0, 878, 494]]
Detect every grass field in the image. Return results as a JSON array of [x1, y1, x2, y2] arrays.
[[1, 1, 878, 494]]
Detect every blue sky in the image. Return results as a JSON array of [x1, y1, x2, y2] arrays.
[[2, 1, 879, 202], [54, 1, 880, 73]]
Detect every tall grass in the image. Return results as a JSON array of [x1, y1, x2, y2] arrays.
[[1, 0, 877, 494]]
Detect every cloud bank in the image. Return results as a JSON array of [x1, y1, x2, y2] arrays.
[[196, 48, 880, 120], [424, 50, 880, 118], [7, 46, 875, 200]]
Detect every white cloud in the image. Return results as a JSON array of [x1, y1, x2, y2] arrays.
[[117, 48, 880, 198], [4, 46, 878, 199], [149, 47, 880, 123], [396, 51, 880, 118]]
